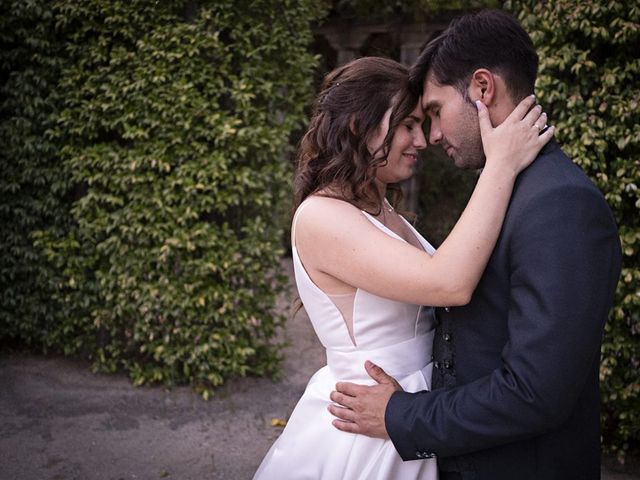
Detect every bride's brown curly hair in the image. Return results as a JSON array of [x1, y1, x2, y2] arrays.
[[293, 57, 419, 214]]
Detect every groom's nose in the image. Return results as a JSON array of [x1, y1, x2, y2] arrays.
[[429, 125, 443, 145]]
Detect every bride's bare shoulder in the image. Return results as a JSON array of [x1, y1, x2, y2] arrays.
[[297, 195, 361, 216], [294, 196, 364, 234]]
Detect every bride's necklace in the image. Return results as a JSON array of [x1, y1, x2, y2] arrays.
[[380, 198, 395, 225], [384, 198, 394, 213]]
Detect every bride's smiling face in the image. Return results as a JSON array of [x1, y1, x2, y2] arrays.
[[369, 101, 427, 185]]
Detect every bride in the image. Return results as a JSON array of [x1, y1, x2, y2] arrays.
[[254, 56, 551, 479]]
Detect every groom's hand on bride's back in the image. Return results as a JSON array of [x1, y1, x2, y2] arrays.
[[328, 360, 403, 439]]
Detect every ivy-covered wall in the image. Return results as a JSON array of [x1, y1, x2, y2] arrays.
[[0, 0, 325, 397], [0, 1, 64, 346]]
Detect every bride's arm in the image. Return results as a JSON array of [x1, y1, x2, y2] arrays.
[[296, 96, 554, 306]]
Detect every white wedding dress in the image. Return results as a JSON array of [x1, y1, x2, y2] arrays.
[[254, 202, 438, 480]]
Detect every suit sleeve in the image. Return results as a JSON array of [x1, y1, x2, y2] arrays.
[[385, 183, 622, 460]]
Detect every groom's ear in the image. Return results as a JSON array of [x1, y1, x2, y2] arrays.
[[468, 69, 496, 106]]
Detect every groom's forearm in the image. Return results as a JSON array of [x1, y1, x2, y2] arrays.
[[385, 368, 560, 460], [385, 361, 583, 460]]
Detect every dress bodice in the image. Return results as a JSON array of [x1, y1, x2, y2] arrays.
[[291, 205, 437, 380]]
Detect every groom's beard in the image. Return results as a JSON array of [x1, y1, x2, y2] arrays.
[[447, 99, 485, 170]]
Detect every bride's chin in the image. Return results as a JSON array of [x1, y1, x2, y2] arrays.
[[399, 170, 415, 181]]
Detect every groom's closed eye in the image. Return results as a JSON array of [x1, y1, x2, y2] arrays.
[[422, 100, 441, 116]]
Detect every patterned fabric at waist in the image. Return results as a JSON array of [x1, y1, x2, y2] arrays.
[[326, 330, 434, 381]]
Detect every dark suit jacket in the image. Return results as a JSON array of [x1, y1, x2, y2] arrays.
[[386, 141, 622, 479]]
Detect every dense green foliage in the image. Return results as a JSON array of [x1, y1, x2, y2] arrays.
[[507, 0, 640, 460], [330, 0, 498, 20], [0, 1, 69, 347], [0, 0, 325, 396]]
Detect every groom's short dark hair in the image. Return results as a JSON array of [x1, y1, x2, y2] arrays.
[[410, 9, 538, 103]]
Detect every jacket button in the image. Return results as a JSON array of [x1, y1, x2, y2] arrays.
[[443, 360, 453, 369], [444, 307, 451, 313], [434, 361, 440, 369], [443, 333, 451, 342]]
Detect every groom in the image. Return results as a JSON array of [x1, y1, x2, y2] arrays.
[[328, 9, 622, 480]]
